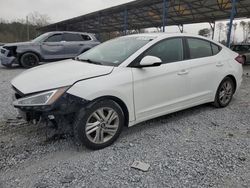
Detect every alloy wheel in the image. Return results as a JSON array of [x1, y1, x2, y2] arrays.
[[85, 107, 119, 144], [218, 80, 233, 106]]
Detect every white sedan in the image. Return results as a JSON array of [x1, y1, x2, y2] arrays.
[[11, 33, 243, 149]]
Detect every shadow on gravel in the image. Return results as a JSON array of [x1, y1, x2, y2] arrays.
[[121, 103, 214, 136], [0, 65, 25, 70]]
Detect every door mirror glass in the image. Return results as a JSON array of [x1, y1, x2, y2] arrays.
[[139, 56, 162, 67]]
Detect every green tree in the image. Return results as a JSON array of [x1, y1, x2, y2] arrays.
[[0, 12, 50, 43], [198, 28, 211, 37], [217, 22, 224, 42], [240, 21, 247, 42]]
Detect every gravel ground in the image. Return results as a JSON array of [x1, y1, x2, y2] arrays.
[[0, 64, 249, 188]]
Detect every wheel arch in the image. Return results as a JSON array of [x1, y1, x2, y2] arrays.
[[92, 95, 130, 127], [18, 51, 42, 62], [225, 74, 237, 93]]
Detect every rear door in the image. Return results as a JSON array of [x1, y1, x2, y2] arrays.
[[63, 33, 86, 58], [40, 33, 65, 60], [183, 37, 223, 103]]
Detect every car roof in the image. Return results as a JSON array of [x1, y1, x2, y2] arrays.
[[121, 32, 212, 40], [120, 32, 222, 46], [46, 31, 94, 35]]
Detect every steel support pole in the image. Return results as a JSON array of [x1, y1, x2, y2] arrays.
[[124, 8, 128, 35], [227, 0, 236, 47], [209, 22, 215, 40], [162, 0, 168, 32]]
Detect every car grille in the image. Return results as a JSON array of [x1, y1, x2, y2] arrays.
[[0, 48, 5, 54]]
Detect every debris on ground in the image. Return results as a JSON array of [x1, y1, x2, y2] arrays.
[[131, 161, 150, 172]]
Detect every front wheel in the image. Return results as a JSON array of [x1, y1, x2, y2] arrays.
[[20, 52, 39, 68], [213, 77, 235, 108], [74, 99, 124, 150]]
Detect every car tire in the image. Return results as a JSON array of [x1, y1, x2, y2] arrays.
[[213, 77, 235, 108], [74, 99, 124, 150], [20, 52, 39, 68]]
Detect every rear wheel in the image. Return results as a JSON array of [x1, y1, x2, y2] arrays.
[[74, 99, 124, 150], [213, 77, 235, 108], [20, 52, 39, 68]]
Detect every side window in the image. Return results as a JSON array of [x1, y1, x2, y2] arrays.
[[64, 33, 83, 42], [241, 45, 250, 51], [81, 35, 91, 41], [211, 43, 221, 55], [143, 38, 183, 63], [187, 38, 213, 59], [45, 34, 63, 42]]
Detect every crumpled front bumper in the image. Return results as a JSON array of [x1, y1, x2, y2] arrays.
[[0, 47, 18, 66], [13, 88, 89, 122]]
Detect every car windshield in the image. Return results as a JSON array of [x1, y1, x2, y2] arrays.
[[77, 36, 154, 66], [32, 33, 50, 42]]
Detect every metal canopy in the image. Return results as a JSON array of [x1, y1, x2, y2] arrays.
[[40, 0, 250, 34]]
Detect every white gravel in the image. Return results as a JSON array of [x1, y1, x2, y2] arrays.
[[0, 64, 249, 188]]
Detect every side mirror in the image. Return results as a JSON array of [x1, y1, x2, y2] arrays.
[[139, 56, 162, 67]]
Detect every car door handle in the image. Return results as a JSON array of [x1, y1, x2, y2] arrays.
[[178, 70, 189, 75], [79, 44, 84, 46], [216, 62, 224, 67]]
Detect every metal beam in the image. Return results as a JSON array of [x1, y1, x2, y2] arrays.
[[227, 0, 236, 47], [209, 21, 215, 39], [162, 0, 168, 32]]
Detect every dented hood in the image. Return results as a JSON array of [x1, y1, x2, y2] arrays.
[[11, 59, 114, 94]]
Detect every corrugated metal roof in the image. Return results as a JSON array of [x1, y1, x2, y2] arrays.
[[40, 0, 250, 33]]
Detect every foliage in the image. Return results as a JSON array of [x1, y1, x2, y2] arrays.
[[198, 28, 211, 37], [0, 12, 50, 43]]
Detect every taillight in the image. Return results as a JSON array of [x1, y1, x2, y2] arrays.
[[235, 55, 245, 64]]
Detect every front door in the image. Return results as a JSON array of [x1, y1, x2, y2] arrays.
[[132, 38, 189, 122], [40, 33, 65, 60]]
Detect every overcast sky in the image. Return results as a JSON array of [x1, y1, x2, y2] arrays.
[[0, 0, 249, 42], [0, 0, 135, 22]]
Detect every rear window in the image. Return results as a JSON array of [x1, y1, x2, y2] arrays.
[[81, 35, 91, 41]]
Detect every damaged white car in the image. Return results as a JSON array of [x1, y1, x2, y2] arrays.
[[11, 33, 243, 150]]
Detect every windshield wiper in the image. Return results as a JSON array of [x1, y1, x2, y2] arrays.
[[74, 57, 102, 65]]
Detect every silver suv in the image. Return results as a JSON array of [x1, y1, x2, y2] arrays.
[[0, 31, 100, 68]]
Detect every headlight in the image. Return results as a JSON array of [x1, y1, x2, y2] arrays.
[[13, 87, 69, 107]]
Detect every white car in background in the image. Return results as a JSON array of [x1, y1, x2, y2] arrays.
[[11, 33, 243, 150]]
